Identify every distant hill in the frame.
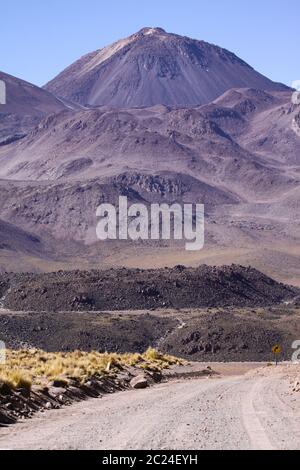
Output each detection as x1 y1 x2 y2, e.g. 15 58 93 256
0 70 66 142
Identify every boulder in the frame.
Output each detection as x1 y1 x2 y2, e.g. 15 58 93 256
130 375 148 389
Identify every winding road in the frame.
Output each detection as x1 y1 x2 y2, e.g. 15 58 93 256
0 367 299 450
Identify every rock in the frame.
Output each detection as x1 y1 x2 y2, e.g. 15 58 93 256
116 372 131 383
145 370 162 383
51 378 68 388
48 386 66 398
130 375 148 389
292 378 300 392
16 387 31 398
0 381 12 396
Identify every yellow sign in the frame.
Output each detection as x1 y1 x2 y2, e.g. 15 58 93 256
272 345 282 355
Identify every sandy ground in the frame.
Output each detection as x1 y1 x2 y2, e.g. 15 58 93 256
0 363 299 450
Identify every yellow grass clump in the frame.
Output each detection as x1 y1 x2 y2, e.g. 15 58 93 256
0 348 185 391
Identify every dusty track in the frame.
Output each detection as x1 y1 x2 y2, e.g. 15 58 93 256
0 366 299 450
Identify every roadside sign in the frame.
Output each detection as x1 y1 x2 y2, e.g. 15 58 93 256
272 345 282 365
272 345 282 355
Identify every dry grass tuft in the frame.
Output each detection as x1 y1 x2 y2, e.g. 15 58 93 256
0 348 185 391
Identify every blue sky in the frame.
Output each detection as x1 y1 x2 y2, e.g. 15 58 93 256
1 0 298 87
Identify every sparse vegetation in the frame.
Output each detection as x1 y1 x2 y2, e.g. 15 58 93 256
0 348 185 391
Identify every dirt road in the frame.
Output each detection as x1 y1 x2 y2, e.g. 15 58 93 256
0 366 299 450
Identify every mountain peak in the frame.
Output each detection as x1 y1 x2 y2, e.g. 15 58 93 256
137 27 166 36
45 29 288 108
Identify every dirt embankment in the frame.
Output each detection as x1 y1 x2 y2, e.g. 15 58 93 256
0 265 297 312
0 350 203 426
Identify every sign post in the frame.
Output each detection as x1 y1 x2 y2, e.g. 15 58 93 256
272 345 282 366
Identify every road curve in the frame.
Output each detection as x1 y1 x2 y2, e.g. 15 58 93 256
0 372 299 450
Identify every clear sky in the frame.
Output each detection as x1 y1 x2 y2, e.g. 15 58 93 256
1 0 298 87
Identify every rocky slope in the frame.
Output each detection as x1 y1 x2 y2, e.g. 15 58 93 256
0 89 297 199
0 265 297 312
1 306 300 362
0 92 298 281
0 71 67 142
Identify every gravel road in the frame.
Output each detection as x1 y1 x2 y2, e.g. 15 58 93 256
0 367 299 450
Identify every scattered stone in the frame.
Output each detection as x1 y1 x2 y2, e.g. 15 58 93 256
130 375 148 389
48 387 66 398
0 265 297 313
51 378 68 388
0 382 12 396
292 378 300 392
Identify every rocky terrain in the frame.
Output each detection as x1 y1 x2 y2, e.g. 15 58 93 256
160 307 300 362
1 306 299 362
0 265 299 363
0 310 176 353
0 265 297 312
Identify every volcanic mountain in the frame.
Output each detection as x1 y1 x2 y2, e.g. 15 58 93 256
0 70 66 142
0 29 299 285
44 27 288 108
